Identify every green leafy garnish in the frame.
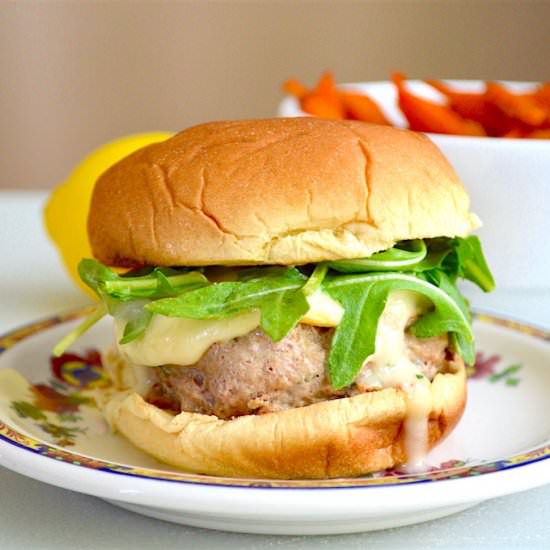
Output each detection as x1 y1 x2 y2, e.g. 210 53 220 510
328 239 427 272
117 302 154 345
56 236 494 390
301 263 329 296
53 262 209 356
324 272 473 388
148 267 309 341
52 304 107 357
447 236 495 291
79 259 209 301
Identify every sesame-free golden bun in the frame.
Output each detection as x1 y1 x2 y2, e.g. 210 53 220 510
99 355 466 479
88 118 479 267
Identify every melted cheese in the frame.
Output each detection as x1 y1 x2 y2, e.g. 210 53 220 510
114 310 261 367
402 378 433 472
102 346 154 395
355 290 433 471
356 291 429 388
301 289 344 327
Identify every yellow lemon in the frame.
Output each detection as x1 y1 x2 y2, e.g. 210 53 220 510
44 132 173 296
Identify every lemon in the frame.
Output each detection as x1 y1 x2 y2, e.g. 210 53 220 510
44 132 173 297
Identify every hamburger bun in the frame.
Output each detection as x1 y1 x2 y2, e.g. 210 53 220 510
99 356 466 479
88 118 478 267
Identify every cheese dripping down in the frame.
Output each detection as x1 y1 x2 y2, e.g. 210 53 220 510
356 290 433 472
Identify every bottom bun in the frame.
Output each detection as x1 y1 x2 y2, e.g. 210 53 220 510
99 360 466 479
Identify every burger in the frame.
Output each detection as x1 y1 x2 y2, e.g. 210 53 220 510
55 117 494 479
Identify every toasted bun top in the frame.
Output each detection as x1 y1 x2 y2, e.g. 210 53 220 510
88 118 479 267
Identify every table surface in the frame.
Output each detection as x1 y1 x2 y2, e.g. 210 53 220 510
1 190 549 550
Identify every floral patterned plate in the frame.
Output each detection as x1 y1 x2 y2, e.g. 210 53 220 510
0 308 549 534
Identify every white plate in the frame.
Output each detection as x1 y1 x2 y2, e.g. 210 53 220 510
0 309 549 534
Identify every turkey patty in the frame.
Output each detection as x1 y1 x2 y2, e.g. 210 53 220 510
146 324 450 420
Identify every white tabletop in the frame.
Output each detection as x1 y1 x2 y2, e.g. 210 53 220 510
1 191 549 549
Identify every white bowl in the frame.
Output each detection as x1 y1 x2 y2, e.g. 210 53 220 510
278 80 550 290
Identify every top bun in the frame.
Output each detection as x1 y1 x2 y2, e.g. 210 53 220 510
88 118 479 267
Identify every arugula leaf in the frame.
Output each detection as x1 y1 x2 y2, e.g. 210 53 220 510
326 237 494 294
324 280 388 390
101 268 208 300
52 304 107 357
78 259 209 301
147 267 309 341
256 286 309 341
114 300 155 345
328 239 427 273
450 332 475 368
324 273 473 389
410 271 475 364
414 269 476 364
301 263 328 296
78 259 119 295
77 259 210 343
418 269 471 321
447 236 495 291
411 243 453 273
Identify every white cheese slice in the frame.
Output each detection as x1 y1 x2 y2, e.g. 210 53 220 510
114 310 261 367
301 289 344 326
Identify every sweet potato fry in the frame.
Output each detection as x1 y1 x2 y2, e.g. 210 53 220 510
425 79 486 121
526 128 550 139
282 72 345 118
301 94 344 119
530 83 550 128
282 78 309 100
533 82 550 109
426 79 520 136
314 71 337 95
485 81 548 128
310 71 345 117
283 71 549 138
392 73 486 136
340 91 389 125
501 128 526 138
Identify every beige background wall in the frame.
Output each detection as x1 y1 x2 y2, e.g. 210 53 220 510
2 0 549 190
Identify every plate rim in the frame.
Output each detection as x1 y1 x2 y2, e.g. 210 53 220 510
0 306 550 492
